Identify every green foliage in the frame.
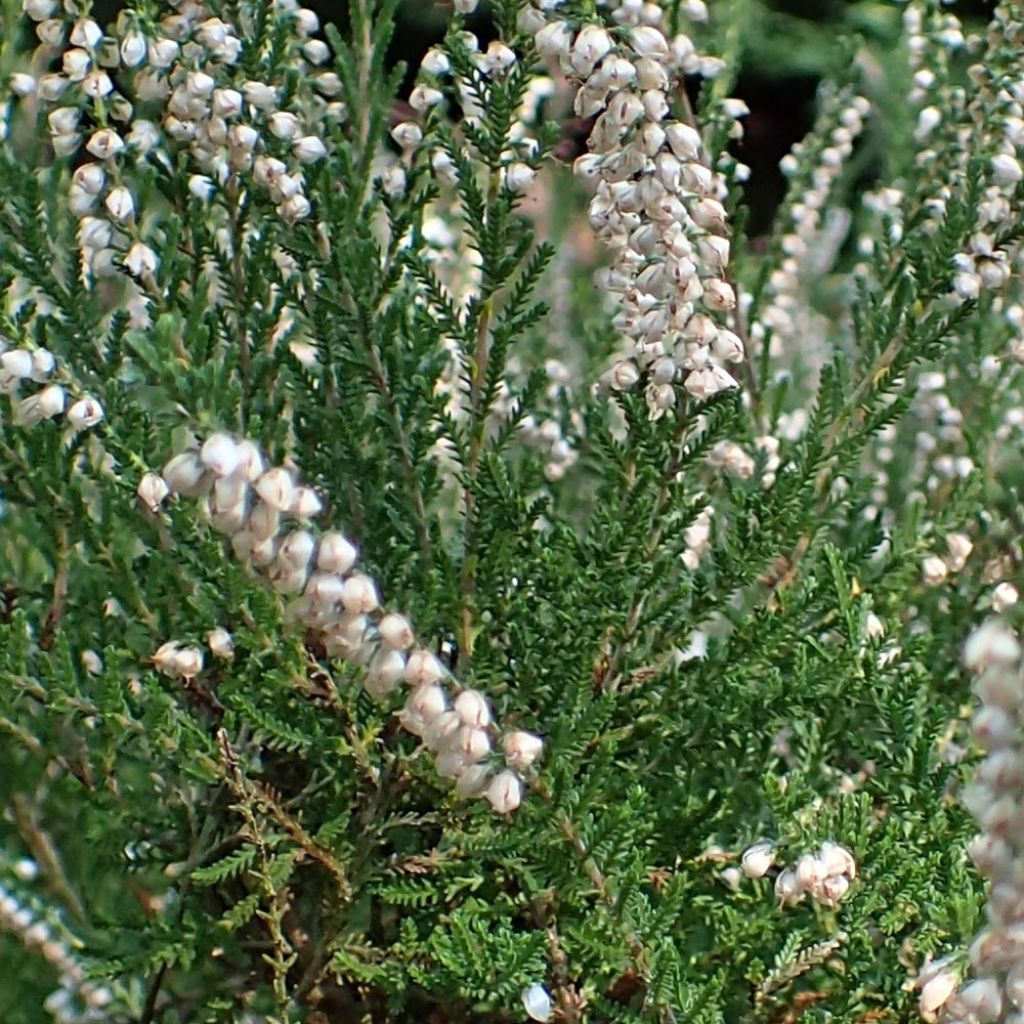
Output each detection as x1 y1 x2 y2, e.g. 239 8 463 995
0 0 1020 1022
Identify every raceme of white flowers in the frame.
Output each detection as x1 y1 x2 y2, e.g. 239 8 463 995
149 434 544 814
928 621 1024 1024
0 343 103 432
530 1 747 416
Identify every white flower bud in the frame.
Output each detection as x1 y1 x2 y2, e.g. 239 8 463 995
37 73 68 101
124 242 158 277
290 486 323 518
405 648 444 686
268 111 301 140
207 628 234 659
317 532 357 574
535 21 572 58
965 621 1021 672
993 582 1019 613
504 162 536 193
993 153 1024 186
454 763 491 798
197 433 238 477
502 730 543 769
280 194 311 223
340 573 379 614
278 529 316 571
522 984 552 1023
774 867 803 905
49 107 80 136
945 531 973 572
255 467 295 511
391 121 422 150
103 186 134 223
242 80 278 109
953 978 1001 1022
611 360 640 390
571 25 612 75
922 554 948 586
174 646 204 679
365 649 407 700
379 612 414 651
9 72 36 97
485 770 522 813
740 841 775 879
70 18 102 49
162 451 209 496
147 37 179 68
407 683 447 724
120 32 147 66
454 689 491 728
86 128 123 160
22 0 55 19
66 396 104 429
409 85 443 111
137 472 170 511
82 69 113 98
36 18 64 46
1 349 33 381
629 25 669 59
248 501 280 542
421 47 451 75
294 135 327 163
919 964 958 1015
817 841 856 879
453 725 490 761
424 709 461 751
971 706 1018 751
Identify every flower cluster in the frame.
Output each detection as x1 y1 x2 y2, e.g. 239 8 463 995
150 434 544 813
752 87 868 366
0 344 103 431
771 841 857 909
12 0 338 287
940 621 1024 1023
528 4 747 416
0 877 110 1023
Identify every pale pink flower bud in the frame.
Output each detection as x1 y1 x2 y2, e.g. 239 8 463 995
740 841 774 879
207 628 234 660
317 532 357 574
485 770 522 813
255 467 295 511
405 648 444 686
341 573 379 614
378 612 414 651
137 472 170 511
66 396 104 429
454 689 491 728
502 730 543 769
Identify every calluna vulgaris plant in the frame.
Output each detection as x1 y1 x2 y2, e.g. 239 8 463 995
4 0 1024 1019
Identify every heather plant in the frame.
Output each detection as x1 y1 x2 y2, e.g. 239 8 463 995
2 0 1024 1022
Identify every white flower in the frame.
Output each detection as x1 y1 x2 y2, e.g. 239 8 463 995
409 85 443 112
268 111 301 140
9 72 36 97
294 135 327 163
992 152 1024 186
86 128 123 160
521 984 553 1023
992 582 1020 613
105 186 135 223
66 396 104 430
255 467 295 511
378 612 414 650
504 162 536 193
740 841 775 879
207 628 234 660
405 648 444 686
162 451 210 496
120 32 147 66
502 730 543 769
919 962 958 1016
317 532 357 574
922 554 948 586
340 574 379 614
200 433 240 478
421 47 451 75
485 770 523 813
454 689 491 728
137 472 170 511
534 21 572 59
125 242 158 276
391 121 422 150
